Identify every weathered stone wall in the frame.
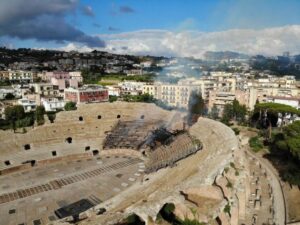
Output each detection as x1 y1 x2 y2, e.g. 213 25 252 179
0 102 176 173
70 117 240 225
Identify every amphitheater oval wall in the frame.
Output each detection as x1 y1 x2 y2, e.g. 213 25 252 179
0 102 177 174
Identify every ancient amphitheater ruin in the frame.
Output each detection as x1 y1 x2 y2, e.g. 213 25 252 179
0 102 285 225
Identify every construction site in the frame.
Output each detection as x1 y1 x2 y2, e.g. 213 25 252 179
0 102 287 225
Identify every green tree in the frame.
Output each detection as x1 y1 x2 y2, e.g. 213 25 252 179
109 95 118 103
4 105 25 132
35 105 45 125
64 101 77 111
210 105 219 120
270 121 300 185
47 112 56 123
222 103 233 123
140 93 154 102
222 99 247 123
5 105 25 121
5 93 15 100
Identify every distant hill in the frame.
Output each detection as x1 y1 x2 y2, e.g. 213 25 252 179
203 51 250 61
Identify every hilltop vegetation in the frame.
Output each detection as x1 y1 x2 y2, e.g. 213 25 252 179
269 121 300 185
250 55 300 78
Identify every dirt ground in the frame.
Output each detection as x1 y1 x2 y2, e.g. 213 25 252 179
283 183 300 222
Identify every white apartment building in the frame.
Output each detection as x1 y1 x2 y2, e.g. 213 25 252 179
69 71 83 82
118 81 145 95
249 86 300 110
0 87 22 100
9 70 34 83
17 98 36 112
106 86 121 97
41 97 65 112
143 82 201 108
266 96 300 109
161 84 200 108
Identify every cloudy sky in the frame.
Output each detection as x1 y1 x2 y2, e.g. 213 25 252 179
1 0 300 58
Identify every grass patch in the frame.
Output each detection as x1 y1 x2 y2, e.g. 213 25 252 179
249 136 264 152
226 180 233 189
98 81 118 86
224 167 229 173
223 203 231 216
232 127 240 135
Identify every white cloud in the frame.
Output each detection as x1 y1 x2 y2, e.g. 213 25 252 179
59 43 93 52
59 25 300 58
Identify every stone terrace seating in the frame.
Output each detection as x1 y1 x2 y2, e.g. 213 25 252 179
103 120 163 150
145 133 201 173
0 102 176 174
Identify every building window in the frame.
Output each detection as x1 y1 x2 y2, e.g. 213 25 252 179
140 115 145 119
4 160 11 166
52 151 57 156
97 115 102 119
85 146 90 151
79 116 83 121
117 115 121 119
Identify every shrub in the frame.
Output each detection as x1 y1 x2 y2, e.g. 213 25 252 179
64 101 77 111
223 203 231 216
226 180 233 188
47 112 56 123
232 127 240 135
15 116 34 127
249 136 264 152
109 95 118 103
180 218 206 225
230 162 236 169
5 93 15 100
5 105 25 121
35 106 45 126
224 167 229 173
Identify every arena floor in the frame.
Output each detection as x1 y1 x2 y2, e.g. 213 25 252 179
0 155 144 225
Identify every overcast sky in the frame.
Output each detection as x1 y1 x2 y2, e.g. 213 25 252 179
1 0 300 58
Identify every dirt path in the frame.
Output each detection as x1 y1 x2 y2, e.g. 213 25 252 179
238 126 286 225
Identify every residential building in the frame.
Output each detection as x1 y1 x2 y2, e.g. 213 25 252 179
29 83 60 96
143 82 201 108
266 96 300 109
69 71 83 82
118 81 145 96
8 70 34 83
124 69 144 76
248 86 300 110
208 90 249 115
41 97 65 112
44 71 81 90
106 86 121 97
0 87 17 100
51 77 78 90
64 85 109 104
0 71 9 80
17 98 36 112
143 84 160 98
